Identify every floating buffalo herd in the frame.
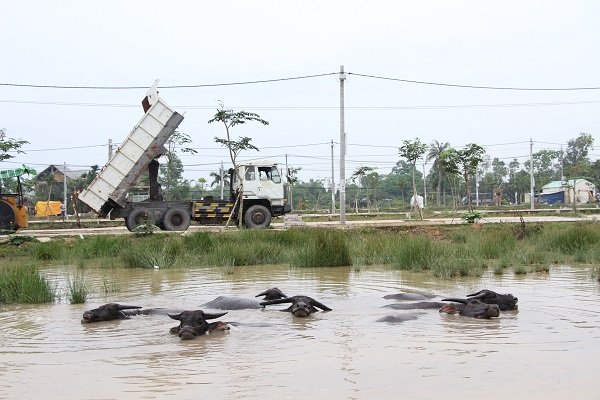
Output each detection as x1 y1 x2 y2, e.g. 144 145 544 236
81 288 518 340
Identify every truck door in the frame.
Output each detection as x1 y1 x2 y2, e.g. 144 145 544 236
256 166 284 200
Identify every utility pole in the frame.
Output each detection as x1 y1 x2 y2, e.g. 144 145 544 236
220 161 224 200
475 171 480 206
331 139 335 215
63 161 68 221
339 65 347 225
422 161 427 208
530 138 535 210
108 139 113 160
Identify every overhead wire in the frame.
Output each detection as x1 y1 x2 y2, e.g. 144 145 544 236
0 73 338 90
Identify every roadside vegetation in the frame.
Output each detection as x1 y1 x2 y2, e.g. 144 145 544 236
2 222 600 303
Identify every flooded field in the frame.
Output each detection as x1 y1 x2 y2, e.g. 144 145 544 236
1 264 599 399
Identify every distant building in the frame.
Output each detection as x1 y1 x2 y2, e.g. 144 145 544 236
540 179 597 204
35 165 88 200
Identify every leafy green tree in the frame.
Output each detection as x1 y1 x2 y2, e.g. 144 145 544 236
399 138 427 219
564 132 593 172
427 140 450 206
292 179 326 210
350 166 379 212
208 104 268 226
0 128 28 163
380 160 420 206
440 143 486 212
286 166 302 209
208 104 267 174
159 153 191 200
161 131 197 200
564 133 594 211
482 157 507 190
524 149 563 190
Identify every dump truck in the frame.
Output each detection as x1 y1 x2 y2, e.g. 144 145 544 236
78 81 291 231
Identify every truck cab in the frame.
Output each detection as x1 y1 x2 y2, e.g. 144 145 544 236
229 161 291 228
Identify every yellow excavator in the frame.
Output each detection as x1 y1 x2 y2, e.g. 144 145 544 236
0 165 36 232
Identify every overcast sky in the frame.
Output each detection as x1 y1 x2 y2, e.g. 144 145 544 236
2 1 600 185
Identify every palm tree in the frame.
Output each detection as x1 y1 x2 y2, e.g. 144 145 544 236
427 140 450 206
209 170 230 200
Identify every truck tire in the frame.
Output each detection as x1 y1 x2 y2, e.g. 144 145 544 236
244 205 272 229
162 208 190 231
0 200 17 232
126 209 156 231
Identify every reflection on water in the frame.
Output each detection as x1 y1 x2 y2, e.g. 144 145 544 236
1 264 599 399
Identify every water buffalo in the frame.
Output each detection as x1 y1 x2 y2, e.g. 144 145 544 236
168 310 229 340
260 295 331 317
376 313 425 323
82 303 143 323
467 289 518 310
200 296 262 310
255 287 287 301
81 303 178 323
382 301 445 310
440 298 500 319
383 292 437 301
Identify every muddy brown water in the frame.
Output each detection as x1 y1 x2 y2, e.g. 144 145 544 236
1 264 599 400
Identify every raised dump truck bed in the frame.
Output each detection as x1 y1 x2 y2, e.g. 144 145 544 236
78 82 184 217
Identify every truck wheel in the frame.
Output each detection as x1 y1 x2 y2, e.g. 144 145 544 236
244 205 272 229
0 200 17 232
162 208 190 231
126 209 155 231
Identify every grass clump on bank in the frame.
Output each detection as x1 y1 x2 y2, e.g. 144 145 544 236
0 262 55 303
292 229 351 268
66 272 89 304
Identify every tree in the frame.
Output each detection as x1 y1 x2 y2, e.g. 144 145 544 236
440 143 486 212
480 158 508 205
208 169 230 199
399 138 427 219
351 166 377 212
208 105 267 174
208 104 268 227
159 153 191 200
427 140 450 206
524 149 563 190
0 128 28 163
564 132 594 211
286 166 302 209
162 131 197 200
564 132 593 171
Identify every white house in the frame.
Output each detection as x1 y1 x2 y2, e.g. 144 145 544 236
540 179 597 204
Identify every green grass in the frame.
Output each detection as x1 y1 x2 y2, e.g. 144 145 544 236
2 221 599 286
0 262 55 303
292 229 352 268
66 272 89 304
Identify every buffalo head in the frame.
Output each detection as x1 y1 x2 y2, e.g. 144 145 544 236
440 298 500 319
82 303 142 323
260 295 331 317
467 289 518 310
255 287 288 301
168 310 228 340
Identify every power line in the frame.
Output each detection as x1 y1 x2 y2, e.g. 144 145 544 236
0 73 338 90
3 70 600 91
5 98 600 110
348 72 600 91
